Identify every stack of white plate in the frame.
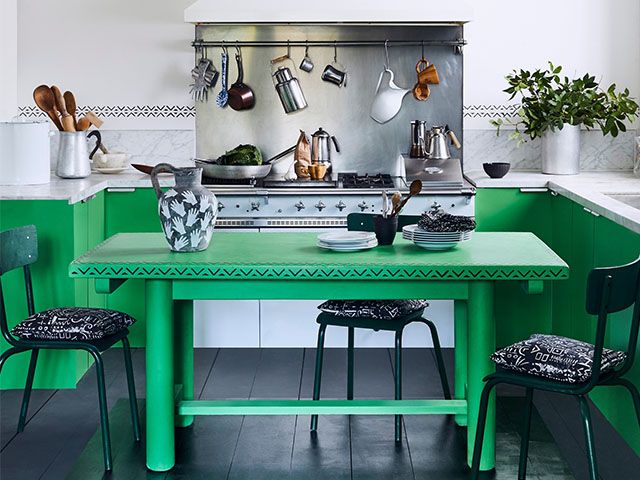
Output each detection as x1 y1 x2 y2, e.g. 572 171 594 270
317 231 378 252
402 224 473 251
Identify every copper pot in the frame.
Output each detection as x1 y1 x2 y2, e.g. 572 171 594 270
228 48 255 111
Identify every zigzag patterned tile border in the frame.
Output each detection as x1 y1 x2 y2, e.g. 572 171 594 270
70 264 568 280
19 104 518 119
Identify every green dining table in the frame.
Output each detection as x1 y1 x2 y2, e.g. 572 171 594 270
70 231 568 472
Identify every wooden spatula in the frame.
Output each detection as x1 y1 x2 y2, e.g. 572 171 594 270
51 85 75 132
32 85 63 131
63 91 78 129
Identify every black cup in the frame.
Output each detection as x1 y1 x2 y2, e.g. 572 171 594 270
374 215 398 246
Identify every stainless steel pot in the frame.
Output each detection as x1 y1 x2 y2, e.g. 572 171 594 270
272 67 307 114
195 159 272 179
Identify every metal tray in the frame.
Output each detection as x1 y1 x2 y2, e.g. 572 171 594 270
195 159 272 180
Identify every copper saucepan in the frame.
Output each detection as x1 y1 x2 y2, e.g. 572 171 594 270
228 47 255 111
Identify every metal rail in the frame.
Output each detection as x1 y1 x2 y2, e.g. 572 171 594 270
192 39 466 50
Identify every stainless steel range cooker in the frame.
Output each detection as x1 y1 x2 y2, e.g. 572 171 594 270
207 172 475 229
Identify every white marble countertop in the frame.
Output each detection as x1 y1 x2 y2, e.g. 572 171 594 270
3 168 639 235
466 170 640 234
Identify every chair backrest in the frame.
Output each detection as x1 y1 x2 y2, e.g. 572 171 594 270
585 256 640 384
0 225 38 275
0 225 38 345
347 213 420 233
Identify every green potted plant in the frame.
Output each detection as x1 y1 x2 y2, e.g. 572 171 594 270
492 62 638 175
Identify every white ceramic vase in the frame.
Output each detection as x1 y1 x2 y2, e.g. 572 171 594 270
541 123 581 175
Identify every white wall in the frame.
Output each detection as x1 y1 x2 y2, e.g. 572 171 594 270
11 0 639 130
0 0 17 120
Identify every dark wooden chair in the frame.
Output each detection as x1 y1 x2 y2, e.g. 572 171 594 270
471 256 640 480
310 213 451 442
0 225 141 471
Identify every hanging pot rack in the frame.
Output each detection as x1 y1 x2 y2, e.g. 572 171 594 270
192 38 466 54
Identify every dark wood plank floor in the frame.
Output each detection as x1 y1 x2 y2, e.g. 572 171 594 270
1 347 636 479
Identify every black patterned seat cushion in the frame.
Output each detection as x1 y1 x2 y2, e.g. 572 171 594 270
11 307 135 341
318 300 429 320
491 334 627 384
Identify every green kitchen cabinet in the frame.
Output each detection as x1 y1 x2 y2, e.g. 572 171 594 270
103 189 161 346
590 214 640 454
0 194 105 389
475 189 553 347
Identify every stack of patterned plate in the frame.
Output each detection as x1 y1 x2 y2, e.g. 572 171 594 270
402 224 473 251
317 231 378 252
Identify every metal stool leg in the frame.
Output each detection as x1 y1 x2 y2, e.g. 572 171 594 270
311 324 327 432
421 318 451 399
17 349 39 433
518 388 534 479
347 327 354 401
122 337 141 442
577 395 598 480
0 346 25 373
612 378 640 428
89 350 113 471
394 329 403 443
470 379 499 480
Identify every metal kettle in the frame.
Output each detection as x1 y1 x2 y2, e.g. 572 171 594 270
425 125 461 160
311 127 340 163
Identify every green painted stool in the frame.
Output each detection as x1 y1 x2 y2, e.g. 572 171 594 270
471 256 640 480
310 213 452 443
0 225 141 472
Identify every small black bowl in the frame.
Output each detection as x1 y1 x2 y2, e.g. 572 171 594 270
483 162 511 179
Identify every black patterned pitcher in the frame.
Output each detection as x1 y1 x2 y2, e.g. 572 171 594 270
150 163 217 252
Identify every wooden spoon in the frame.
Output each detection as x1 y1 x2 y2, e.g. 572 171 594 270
390 192 401 217
393 180 423 216
76 116 91 131
51 85 75 132
63 91 77 128
32 85 63 131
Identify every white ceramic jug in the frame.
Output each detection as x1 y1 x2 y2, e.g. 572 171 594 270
370 69 411 124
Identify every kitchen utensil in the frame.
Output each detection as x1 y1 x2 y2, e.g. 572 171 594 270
51 85 75 132
84 111 103 128
76 117 91 131
271 47 307 114
370 69 410 124
63 91 78 128
416 58 440 85
227 46 255 111
425 125 461 160
299 43 314 73
391 192 401 215
150 163 218 252
483 162 511 178
131 163 154 174
194 158 272 180
308 163 328 180
32 85 64 131
382 191 389 218
264 145 296 164
392 179 422 216
311 127 340 163
190 47 218 102
321 43 347 87
55 130 101 178
410 120 428 158
216 47 229 108
412 82 430 102
0 119 51 186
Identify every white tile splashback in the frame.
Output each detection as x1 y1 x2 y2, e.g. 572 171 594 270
49 128 637 172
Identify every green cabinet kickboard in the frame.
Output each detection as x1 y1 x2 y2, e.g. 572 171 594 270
0 194 105 389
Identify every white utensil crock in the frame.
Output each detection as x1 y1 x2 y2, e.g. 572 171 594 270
541 124 581 175
0 120 51 185
370 69 410 124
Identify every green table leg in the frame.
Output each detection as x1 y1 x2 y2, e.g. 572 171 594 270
467 281 496 470
174 300 194 428
454 299 468 427
145 280 175 472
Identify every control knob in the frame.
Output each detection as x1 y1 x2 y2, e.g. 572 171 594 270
217 202 225 211
294 201 306 211
314 201 326 212
335 200 346 211
357 201 368 212
250 202 260 211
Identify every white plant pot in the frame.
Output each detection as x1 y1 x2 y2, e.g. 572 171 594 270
541 123 581 175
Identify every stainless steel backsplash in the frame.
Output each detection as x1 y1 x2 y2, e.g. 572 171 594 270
195 24 464 174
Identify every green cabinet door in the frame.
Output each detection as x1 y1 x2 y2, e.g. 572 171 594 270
0 195 105 389
104 189 161 346
475 189 554 347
